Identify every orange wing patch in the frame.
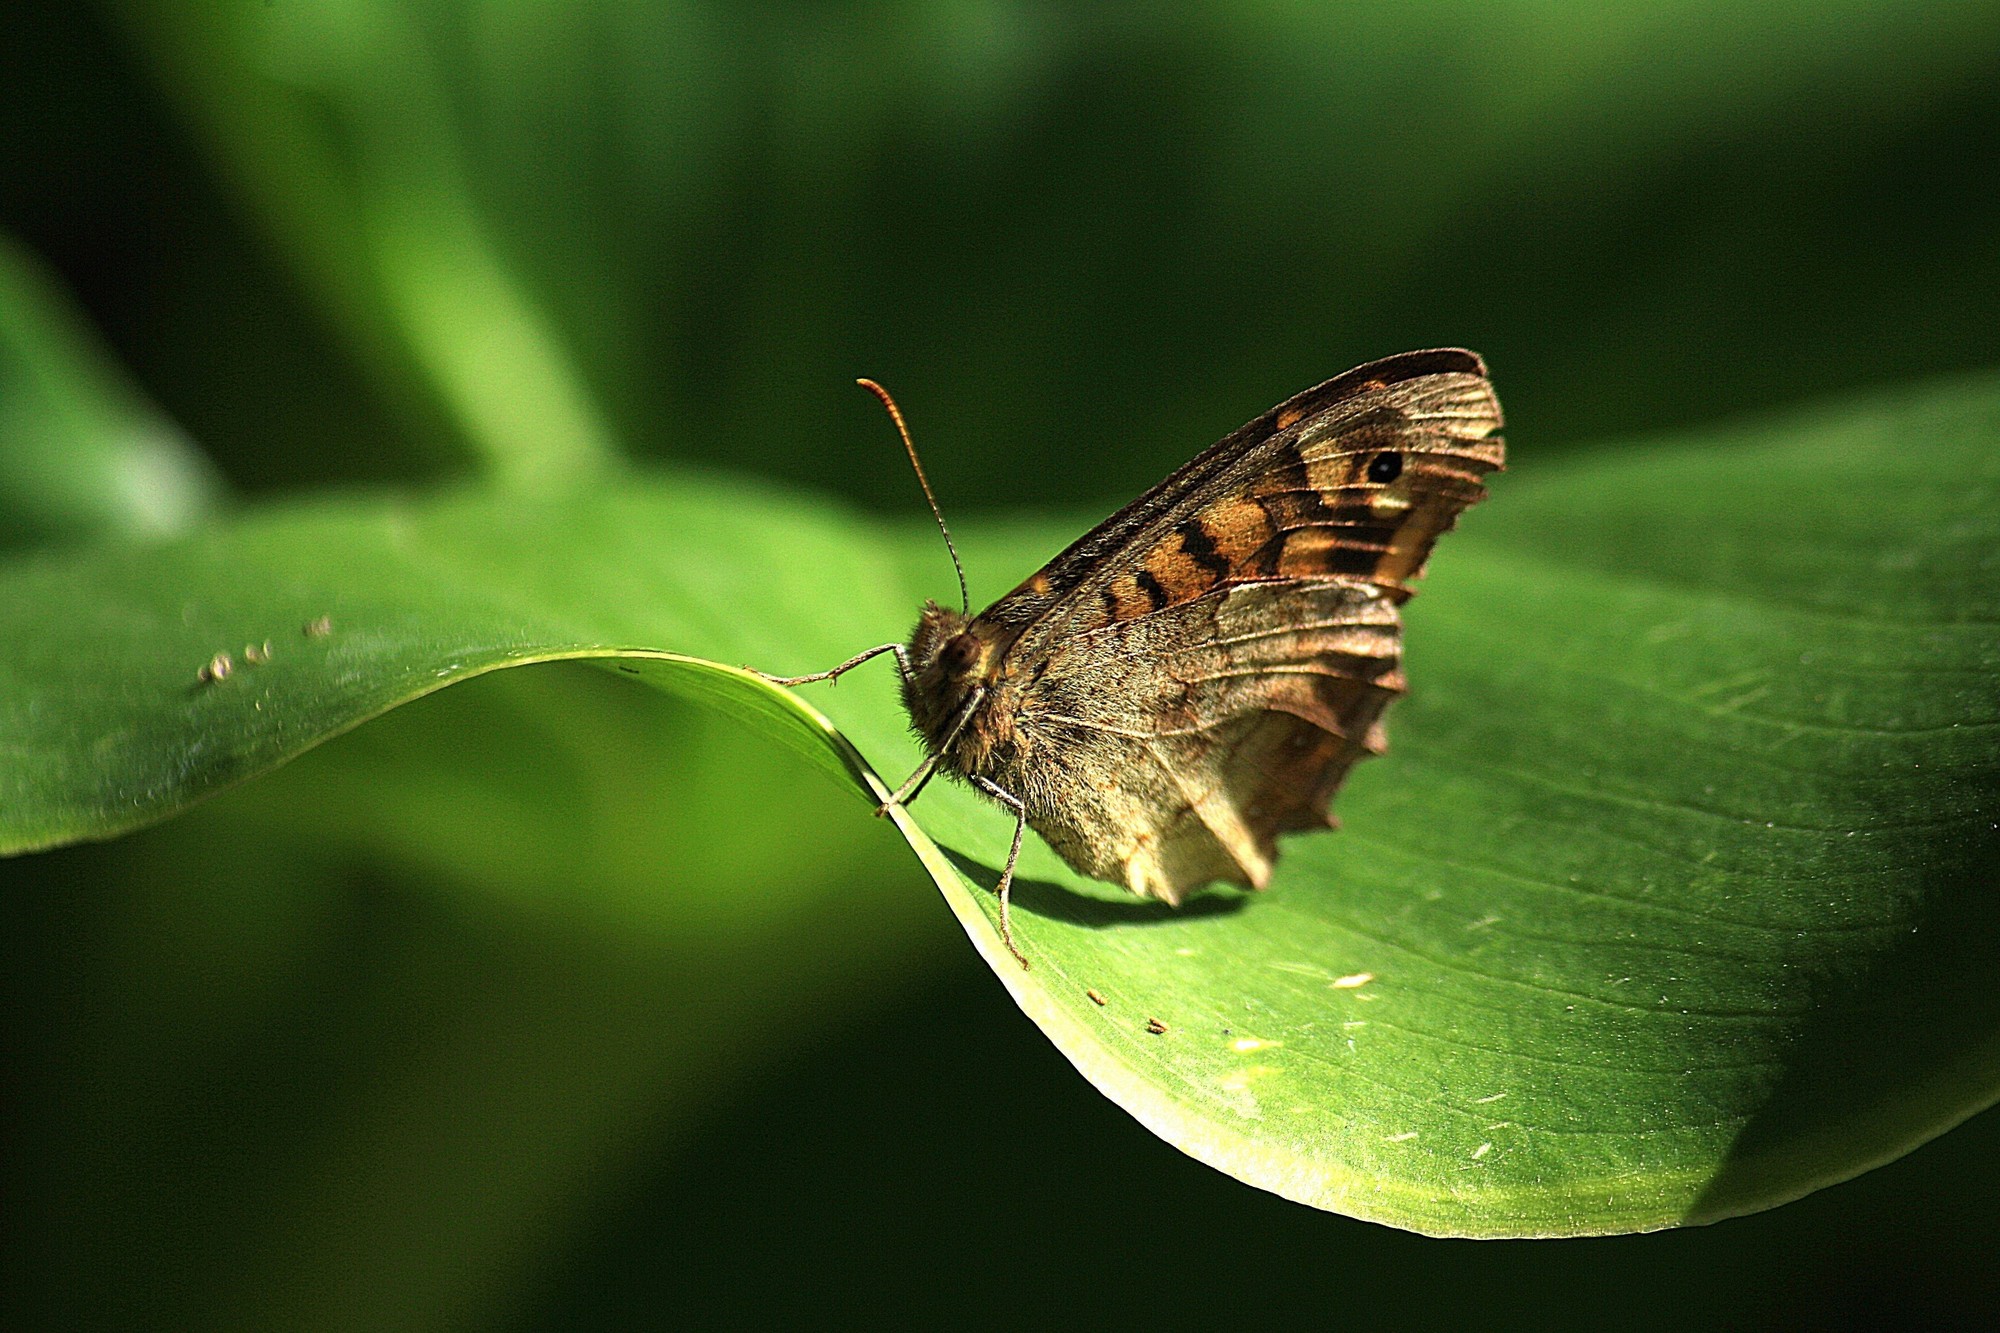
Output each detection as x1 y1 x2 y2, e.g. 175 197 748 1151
1134 500 1271 610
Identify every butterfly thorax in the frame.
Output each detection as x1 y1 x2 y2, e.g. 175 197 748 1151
901 601 1018 773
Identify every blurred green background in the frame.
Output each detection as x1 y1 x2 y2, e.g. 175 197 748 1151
4 1 1999 1327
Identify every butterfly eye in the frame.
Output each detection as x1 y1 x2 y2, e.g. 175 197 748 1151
942 632 983 675
1367 451 1404 484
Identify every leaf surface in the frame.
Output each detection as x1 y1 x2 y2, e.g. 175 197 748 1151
4 375 1997 1236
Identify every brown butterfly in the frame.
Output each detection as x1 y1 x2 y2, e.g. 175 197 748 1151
768 350 1504 967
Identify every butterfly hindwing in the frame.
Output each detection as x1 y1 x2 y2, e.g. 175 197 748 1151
998 580 1403 901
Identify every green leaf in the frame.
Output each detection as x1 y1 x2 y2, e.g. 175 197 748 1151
873 373 2000 1237
0 234 223 548
0 473 911 853
4 373 1998 1237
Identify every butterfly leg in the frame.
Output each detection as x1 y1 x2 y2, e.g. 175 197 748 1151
877 683 986 813
754 642 912 688
971 775 1031 969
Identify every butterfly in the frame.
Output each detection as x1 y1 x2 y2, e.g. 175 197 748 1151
768 350 1504 967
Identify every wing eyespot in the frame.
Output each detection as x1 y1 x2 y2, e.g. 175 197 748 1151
1366 451 1404 484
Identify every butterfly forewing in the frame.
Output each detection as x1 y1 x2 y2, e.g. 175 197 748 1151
986 350 1501 646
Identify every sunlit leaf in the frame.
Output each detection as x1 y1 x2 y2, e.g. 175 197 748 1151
5 372 1996 1236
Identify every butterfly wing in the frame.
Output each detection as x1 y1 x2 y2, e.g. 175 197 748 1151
996 579 1403 902
980 348 1503 639
968 349 1503 902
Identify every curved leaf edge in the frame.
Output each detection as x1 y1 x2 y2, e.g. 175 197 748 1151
0 651 879 858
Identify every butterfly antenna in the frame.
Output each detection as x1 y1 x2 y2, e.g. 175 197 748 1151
858 378 969 616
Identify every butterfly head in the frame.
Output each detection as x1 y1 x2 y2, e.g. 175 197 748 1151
902 600 1002 754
